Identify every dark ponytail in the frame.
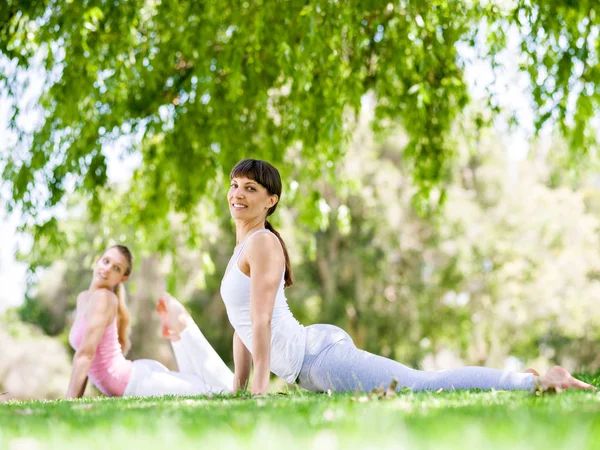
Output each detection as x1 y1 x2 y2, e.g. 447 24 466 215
265 219 293 288
231 159 294 287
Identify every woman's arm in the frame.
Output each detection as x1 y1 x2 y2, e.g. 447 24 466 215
66 290 115 398
247 233 285 395
232 331 252 393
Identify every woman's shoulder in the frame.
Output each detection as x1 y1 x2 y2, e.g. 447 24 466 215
246 230 282 253
245 231 284 269
85 289 119 315
77 288 117 301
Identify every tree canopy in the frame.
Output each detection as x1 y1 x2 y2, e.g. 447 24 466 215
1 0 599 235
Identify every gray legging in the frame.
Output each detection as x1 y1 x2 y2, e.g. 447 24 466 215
297 324 534 392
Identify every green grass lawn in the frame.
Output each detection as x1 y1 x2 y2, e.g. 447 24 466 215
2 377 600 450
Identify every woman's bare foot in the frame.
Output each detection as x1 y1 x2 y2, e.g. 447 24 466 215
156 292 192 342
534 366 596 393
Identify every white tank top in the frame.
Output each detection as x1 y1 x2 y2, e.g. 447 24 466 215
220 229 307 383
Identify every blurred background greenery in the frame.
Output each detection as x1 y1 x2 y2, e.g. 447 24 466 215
1 0 600 399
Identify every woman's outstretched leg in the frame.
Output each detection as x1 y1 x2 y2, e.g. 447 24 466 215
298 325 594 393
157 293 234 393
302 341 531 392
123 359 214 397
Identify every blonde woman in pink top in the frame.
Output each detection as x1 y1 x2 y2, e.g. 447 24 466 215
66 245 234 398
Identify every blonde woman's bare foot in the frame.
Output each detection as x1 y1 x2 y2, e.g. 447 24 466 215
535 366 596 393
524 368 540 376
156 292 192 342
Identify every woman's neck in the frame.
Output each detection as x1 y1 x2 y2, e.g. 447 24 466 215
235 217 267 245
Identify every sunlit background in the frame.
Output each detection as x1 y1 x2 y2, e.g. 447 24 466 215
2 1 599 402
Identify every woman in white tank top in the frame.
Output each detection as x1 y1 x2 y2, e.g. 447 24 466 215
221 159 595 395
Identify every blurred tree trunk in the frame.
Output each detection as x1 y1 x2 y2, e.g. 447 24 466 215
127 254 176 369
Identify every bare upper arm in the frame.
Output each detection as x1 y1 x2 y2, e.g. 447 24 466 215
246 232 285 285
246 233 285 322
78 289 117 357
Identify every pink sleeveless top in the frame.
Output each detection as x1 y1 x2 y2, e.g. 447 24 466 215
69 316 133 397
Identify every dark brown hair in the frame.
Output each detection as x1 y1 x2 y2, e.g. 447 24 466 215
230 159 293 287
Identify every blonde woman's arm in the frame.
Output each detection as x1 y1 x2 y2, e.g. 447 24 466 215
66 290 115 398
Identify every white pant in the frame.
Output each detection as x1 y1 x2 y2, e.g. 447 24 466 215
123 323 234 397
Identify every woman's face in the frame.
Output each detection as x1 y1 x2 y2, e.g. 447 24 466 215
93 247 130 290
228 176 278 222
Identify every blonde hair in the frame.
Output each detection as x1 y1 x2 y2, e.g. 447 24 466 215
110 245 133 355
115 283 131 355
